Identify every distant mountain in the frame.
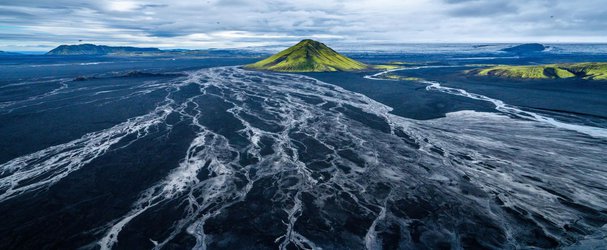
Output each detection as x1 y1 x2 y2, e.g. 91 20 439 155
46 44 162 55
501 43 548 54
0 50 20 55
244 39 367 72
473 62 607 80
45 44 267 57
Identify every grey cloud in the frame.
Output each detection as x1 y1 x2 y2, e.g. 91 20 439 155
0 0 605 51
446 0 518 17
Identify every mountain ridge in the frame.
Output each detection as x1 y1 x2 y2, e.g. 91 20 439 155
0 50 20 55
46 44 162 55
44 44 269 57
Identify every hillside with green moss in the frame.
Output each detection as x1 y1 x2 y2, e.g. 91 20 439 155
474 63 607 80
244 39 367 72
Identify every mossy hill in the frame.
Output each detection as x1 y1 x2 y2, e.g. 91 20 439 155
473 63 607 80
244 39 367 72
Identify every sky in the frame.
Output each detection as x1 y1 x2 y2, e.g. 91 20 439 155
0 0 606 51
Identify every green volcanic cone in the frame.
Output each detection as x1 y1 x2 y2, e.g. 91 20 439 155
245 39 368 72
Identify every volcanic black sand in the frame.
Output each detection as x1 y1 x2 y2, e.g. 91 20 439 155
0 51 606 249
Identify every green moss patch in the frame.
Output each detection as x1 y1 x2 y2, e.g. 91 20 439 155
244 39 367 72
474 63 607 80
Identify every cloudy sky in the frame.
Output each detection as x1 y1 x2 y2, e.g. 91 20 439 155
0 0 605 51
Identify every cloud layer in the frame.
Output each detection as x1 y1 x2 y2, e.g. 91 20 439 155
0 0 605 51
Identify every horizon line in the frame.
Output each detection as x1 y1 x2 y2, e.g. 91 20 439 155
5 41 607 53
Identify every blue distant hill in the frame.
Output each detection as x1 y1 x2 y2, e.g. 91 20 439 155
46 44 162 55
501 43 548 54
45 44 267 57
0 50 21 55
